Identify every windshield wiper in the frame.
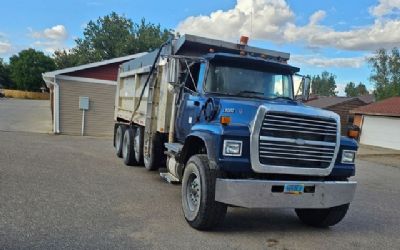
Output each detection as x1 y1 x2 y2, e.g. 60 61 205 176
236 90 264 96
206 91 238 97
269 96 294 101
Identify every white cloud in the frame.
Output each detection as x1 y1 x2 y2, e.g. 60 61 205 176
370 0 400 17
177 0 294 42
291 55 366 68
176 0 400 52
29 25 68 53
335 83 347 96
0 41 12 54
30 25 68 41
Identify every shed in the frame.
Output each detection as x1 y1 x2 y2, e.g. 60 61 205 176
306 95 373 135
351 96 400 150
42 53 146 136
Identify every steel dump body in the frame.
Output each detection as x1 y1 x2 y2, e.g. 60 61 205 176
114 34 291 128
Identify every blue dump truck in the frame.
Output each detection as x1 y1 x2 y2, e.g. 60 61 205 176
113 34 357 230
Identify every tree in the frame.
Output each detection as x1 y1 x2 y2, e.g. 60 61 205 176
369 48 400 100
9 49 55 91
53 49 80 69
345 82 369 97
311 71 337 96
54 12 173 68
0 58 13 88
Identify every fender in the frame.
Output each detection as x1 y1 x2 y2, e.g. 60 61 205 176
179 130 221 169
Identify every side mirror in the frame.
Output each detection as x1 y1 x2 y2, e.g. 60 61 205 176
302 77 311 101
167 58 179 84
294 75 311 102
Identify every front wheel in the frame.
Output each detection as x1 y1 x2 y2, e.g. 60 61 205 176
181 154 227 230
295 203 350 227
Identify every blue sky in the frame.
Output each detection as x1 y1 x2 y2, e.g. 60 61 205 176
1 0 400 95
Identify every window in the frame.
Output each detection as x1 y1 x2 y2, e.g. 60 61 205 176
204 63 293 99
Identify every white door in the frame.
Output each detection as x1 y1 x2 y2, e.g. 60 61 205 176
360 115 400 150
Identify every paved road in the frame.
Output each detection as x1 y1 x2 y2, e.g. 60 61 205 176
0 98 51 133
1 131 399 249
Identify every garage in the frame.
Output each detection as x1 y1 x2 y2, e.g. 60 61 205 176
42 53 145 136
351 96 400 150
360 116 400 150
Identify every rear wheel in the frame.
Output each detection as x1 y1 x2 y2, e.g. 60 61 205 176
133 126 144 165
295 203 350 227
115 125 126 158
144 134 165 171
181 154 227 230
122 128 138 166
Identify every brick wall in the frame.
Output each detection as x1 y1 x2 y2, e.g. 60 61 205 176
327 99 367 135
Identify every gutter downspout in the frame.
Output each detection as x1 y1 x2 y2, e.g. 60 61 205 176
43 74 60 134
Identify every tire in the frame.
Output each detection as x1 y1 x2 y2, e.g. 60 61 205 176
122 128 138 166
115 125 126 158
144 134 166 171
181 154 227 230
295 203 350 227
133 126 144 165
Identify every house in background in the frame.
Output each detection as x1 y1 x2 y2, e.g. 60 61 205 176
42 53 146 136
351 96 400 150
306 95 374 135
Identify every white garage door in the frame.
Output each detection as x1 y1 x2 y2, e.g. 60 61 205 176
360 115 400 150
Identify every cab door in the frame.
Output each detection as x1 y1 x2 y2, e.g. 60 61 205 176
175 63 206 142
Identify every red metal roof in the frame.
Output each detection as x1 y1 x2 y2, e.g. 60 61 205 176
64 62 121 81
351 96 400 117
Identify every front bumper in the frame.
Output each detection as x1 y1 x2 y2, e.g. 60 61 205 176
215 179 356 209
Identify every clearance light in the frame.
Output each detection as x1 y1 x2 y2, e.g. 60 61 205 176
209 48 215 53
220 116 231 125
240 36 249 45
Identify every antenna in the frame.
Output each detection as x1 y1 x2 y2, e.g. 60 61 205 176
250 0 253 38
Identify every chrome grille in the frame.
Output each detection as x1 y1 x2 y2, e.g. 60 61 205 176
259 111 338 169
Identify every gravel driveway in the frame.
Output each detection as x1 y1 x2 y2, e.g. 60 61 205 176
0 98 51 133
0 131 399 249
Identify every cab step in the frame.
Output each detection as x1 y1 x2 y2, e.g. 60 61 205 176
160 171 180 184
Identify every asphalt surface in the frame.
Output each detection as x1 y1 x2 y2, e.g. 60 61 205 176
0 98 51 133
1 131 400 250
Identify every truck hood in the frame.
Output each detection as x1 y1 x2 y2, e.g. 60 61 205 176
215 97 340 127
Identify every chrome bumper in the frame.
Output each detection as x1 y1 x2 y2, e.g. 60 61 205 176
215 179 356 209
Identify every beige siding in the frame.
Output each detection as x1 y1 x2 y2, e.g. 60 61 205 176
59 79 116 136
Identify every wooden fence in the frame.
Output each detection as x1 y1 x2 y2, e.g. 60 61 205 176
2 89 50 100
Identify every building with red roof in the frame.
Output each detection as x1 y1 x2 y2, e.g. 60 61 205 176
351 96 400 150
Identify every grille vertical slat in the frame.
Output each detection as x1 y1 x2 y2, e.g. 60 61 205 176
259 111 338 169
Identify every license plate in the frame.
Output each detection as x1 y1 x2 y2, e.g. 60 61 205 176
284 184 304 194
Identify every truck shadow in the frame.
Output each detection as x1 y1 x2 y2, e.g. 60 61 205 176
216 208 310 233
214 207 377 234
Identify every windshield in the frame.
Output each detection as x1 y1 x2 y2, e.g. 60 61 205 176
204 63 294 100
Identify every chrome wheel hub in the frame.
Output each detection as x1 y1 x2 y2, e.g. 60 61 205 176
186 174 201 212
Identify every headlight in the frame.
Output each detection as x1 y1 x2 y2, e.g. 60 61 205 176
223 140 243 156
341 150 356 164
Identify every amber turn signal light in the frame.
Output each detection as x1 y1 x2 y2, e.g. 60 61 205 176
348 129 359 139
220 116 231 125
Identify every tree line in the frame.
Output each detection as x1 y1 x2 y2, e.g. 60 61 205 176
0 11 399 101
0 12 171 92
